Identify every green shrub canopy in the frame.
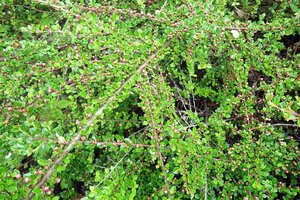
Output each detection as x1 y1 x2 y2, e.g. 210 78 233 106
0 1 299 199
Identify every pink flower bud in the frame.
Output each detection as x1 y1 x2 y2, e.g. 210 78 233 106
56 178 61 184
42 186 49 192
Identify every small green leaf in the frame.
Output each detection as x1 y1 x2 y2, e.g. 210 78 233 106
6 185 17 193
56 99 72 109
265 93 273 101
37 159 47 166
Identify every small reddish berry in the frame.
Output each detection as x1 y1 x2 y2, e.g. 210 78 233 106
80 136 87 142
16 174 22 179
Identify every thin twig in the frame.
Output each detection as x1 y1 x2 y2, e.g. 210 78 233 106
250 123 299 130
96 148 132 187
158 0 168 14
96 141 150 148
95 128 148 187
204 176 208 200
181 151 190 194
34 0 70 13
144 70 171 199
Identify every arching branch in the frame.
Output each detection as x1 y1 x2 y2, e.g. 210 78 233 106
25 43 169 200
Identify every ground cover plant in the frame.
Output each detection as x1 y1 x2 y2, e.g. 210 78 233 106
0 0 299 199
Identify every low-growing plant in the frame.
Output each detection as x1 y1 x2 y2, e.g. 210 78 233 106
0 0 299 199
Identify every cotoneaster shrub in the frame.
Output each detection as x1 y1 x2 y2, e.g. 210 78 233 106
0 0 299 199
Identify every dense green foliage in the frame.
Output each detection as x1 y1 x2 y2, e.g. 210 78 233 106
1 0 299 199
